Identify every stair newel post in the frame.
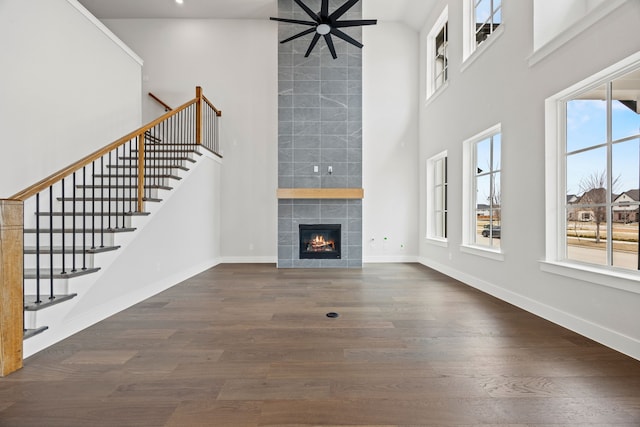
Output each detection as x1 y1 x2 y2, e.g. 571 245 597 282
196 86 203 146
137 134 145 213
0 199 24 376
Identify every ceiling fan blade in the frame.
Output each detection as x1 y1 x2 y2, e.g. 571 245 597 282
329 0 359 20
305 33 322 57
323 34 337 59
321 0 329 18
270 17 317 26
281 27 317 44
333 19 377 28
330 28 363 49
294 0 319 22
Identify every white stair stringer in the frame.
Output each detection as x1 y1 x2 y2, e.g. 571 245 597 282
23 149 223 358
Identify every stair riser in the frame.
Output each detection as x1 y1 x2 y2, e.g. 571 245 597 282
56 200 149 212
23 281 69 297
24 253 96 270
75 188 162 199
24 233 116 248
26 216 134 230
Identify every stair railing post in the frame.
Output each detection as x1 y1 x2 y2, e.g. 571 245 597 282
137 134 145 212
196 86 203 146
0 199 24 376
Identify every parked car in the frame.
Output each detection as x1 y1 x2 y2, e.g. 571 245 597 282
481 224 501 238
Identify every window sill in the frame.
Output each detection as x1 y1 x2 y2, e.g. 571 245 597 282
539 260 640 295
425 81 449 108
461 25 505 73
426 237 448 248
460 244 504 261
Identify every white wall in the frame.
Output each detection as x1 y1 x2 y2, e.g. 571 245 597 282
103 19 279 262
418 0 640 359
24 153 223 357
0 0 142 197
363 22 420 262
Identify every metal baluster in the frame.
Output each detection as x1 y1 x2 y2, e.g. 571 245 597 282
61 179 66 275
91 162 96 249
49 186 54 300
72 173 77 272
100 156 105 247
35 193 41 304
82 167 87 270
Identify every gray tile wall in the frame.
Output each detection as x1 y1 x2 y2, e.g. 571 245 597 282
277 0 363 268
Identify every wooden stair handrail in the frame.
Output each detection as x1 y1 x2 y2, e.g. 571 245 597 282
202 94 222 117
148 92 173 111
10 97 197 201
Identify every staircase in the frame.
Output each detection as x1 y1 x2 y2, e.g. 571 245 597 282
22 142 204 339
0 87 221 376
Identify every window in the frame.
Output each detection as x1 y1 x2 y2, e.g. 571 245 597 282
544 52 640 289
427 151 448 242
426 7 448 99
463 124 502 253
463 0 502 61
563 68 640 271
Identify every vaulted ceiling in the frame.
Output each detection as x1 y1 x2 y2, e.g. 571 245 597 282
77 0 437 31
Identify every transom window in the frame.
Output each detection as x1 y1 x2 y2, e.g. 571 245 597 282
563 69 640 271
474 0 502 47
426 7 449 99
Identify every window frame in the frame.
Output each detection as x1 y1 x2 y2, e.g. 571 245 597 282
462 0 504 66
426 6 449 101
543 51 640 293
462 123 504 260
426 151 448 245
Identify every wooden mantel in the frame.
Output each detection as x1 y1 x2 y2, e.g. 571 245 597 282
277 188 364 200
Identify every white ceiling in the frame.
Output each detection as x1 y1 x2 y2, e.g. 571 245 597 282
76 0 436 30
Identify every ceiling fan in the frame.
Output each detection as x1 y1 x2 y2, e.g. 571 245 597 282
270 0 377 59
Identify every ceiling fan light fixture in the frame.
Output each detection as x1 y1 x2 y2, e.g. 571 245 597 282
316 24 331 35
270 0 377 59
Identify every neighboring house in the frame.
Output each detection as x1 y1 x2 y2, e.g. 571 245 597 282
613 190 640 223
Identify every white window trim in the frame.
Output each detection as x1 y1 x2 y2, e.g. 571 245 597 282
462 0 505 68
528 0 627 67
426 6 449 101
542 51 640 291
462 123 504 259
426 150 448 246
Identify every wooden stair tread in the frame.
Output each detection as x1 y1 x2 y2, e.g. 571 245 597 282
24 246 120 254
107 164 190 171
23 326 48 340
92 174 182 180
56 197 162 203
36 211 150 217
24 294 78 311
78 184 173 190
24 227 136 233
24 267 101 279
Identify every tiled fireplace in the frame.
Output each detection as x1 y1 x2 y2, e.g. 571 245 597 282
276 0 363 268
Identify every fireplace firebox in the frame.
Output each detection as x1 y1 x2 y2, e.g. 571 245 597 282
299 224 341 259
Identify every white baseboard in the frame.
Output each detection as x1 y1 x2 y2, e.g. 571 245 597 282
418 257 640 361
221 256 277 264
364 255 419 263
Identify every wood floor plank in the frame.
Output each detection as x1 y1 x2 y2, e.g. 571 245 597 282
1 263 639 426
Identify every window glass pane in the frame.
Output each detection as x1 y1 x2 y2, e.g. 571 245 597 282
475 0 491 24
493 3 502 24
613 139 640 198
476 138 491 175
490 208 501 249
476 174 491 209
492 172 501 208
566 208 608 266
566 147 607 197
566 96 607 153
434 158 444 184
435 185 444 211
492 134 501 171
611 210 639 271
612 70 640 142
435 212 445 237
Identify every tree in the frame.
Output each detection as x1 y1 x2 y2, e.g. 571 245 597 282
578 171 620 243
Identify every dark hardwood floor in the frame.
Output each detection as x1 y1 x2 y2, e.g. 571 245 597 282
1 263 639 426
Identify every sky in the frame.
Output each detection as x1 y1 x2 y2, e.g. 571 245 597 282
566 99 640 197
